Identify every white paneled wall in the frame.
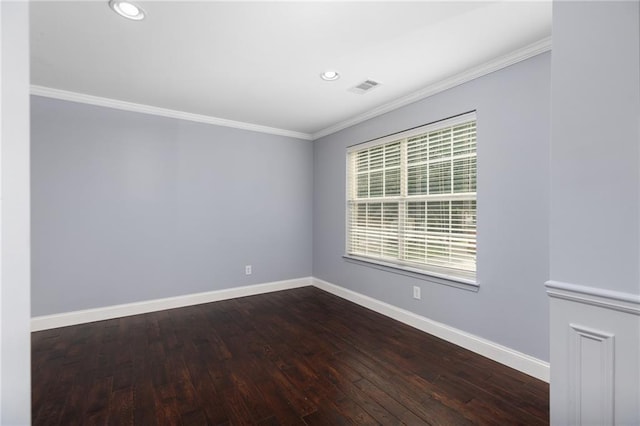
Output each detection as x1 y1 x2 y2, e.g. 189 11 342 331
547 282 640 425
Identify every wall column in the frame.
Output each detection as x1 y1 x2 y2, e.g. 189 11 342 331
549 1 640 424
0 1 31 424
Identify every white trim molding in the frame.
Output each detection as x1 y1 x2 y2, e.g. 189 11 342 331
31 277 312 331
31 37 551 143
313 277 550 382
30 86 313 141
312 36 552 140
31 276 550 383
546 280 640 315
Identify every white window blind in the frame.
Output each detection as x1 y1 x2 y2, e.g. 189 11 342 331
346 113 477 281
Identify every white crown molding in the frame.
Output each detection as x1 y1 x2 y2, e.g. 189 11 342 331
546 280 640 315
312 36 552 140
32 37 550 143
31 277 312 331
313 277 550 382
30 85 313 141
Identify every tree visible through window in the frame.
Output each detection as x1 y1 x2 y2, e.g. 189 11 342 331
346 112 477 280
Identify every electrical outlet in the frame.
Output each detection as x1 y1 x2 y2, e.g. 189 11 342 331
245 265 252 275
413 286 421 300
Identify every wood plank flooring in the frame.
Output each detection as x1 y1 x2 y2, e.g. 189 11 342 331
32 286 549 425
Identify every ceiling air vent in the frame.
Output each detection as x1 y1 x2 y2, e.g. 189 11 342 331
349 79 381 94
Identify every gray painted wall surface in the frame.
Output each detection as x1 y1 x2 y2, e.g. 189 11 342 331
1 2 31 424
550 1 640 295
313 53 551 361
31 96 313 316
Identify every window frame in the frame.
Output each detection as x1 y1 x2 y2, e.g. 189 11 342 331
344 112 478 287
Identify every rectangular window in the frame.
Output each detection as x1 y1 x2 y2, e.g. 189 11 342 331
346 112 477 283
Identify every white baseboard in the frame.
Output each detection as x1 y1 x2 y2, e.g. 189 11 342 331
30 277 312 332
313 277 550 382
30 275 549 383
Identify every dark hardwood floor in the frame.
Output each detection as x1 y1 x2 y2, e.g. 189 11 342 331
32 286 549 425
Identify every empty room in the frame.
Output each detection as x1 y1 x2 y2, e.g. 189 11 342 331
1 1 639 425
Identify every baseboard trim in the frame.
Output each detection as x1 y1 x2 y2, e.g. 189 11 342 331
312 277 550 382
31 275 550 382
31 277 312 332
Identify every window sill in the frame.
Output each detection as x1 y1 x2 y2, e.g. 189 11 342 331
342 255 479 292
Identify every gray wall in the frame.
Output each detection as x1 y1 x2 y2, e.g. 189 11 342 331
31 96 313 316
313 53 551 361
32 53 552 363
550 1 640 295
1 2 31 424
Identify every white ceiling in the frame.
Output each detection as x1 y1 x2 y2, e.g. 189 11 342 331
30 1 551 139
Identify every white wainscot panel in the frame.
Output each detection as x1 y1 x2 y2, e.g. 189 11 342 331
547 281 640 426
568 324 614 425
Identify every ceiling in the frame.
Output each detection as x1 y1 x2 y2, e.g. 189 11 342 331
30 1 552 139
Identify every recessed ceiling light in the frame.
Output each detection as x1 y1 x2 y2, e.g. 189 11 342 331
109 0 146 20
320 70 340 81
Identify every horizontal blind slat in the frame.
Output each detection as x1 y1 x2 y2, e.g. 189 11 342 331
347 114 477 276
